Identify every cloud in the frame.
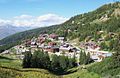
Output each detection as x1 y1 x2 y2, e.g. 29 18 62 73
0 14 68 28
0 19 11 26
14 15 33 19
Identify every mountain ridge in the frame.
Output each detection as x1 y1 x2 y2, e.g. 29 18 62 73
0 25 32 40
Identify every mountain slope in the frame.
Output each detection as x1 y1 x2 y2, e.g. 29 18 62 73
0 2 120 52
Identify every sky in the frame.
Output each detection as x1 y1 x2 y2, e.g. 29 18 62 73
0 0 119 27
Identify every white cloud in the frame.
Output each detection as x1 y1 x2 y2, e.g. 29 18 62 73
0 19 11 26
14 15 33 19
0 14 68 28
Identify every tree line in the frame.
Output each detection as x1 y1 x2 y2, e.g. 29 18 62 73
23 50 77 73
22 50 92 73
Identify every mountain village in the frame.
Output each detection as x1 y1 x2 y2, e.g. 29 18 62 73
1 33 112 63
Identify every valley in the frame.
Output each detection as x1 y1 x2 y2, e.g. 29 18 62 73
0 2 120 78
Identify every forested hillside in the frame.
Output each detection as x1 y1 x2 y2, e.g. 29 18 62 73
0 2 120 52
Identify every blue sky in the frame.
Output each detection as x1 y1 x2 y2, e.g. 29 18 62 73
0 0 119 27
0 0 118 19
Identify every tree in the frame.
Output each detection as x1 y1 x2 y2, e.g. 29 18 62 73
79 51 90 65
80 50 84 64
42 52 51 69
37 50 44 68
31 50 40 68
68 58 74 68
51 54 61 72
59 55 67 71
83 52 87 64
85 52 91 64
22 51 32 68
111 35 120 68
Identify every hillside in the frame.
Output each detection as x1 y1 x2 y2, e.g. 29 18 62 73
0 55 101 78
0 2 120 52
0 56 60 78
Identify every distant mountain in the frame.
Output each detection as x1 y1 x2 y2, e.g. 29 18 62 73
0 25 32 40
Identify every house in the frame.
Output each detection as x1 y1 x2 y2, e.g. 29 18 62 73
43 46 59 53
58 37 65 43
49 33 58 39
59 43 75 52
31 42 37 48
37 37 46 45
42 42 59 53
14 45 29 54
24 40 31 47
48 42 57 47
88 49 112 62
91 55 105 62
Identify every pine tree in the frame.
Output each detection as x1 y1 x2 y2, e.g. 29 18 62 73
111 34 120 68
68 58 74 68
22 51 32 68
31 50 39 68
37 50 44 68
59 55 67 71
51 54 60 72
43 52 51 69
73 52 76 66
85 52 91 64
83 51 87 64
80 50 83 64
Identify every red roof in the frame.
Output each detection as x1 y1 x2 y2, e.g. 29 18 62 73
49 33 58 38
48 42 56 46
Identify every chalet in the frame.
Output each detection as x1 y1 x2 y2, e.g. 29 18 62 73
48 42 57 47
43 46 59 53
25 40 31 47
88 49 112 62
14 45 29 54
49 33 58 39
42 42 59 53
38 43 45 48
91 55 105 62
37 37 46 45
31 42 37 48
58 37 65 43
59 43 76 52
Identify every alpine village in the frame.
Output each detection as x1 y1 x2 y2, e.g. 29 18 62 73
0 2 120 78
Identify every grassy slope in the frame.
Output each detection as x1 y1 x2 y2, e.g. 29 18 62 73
0 55 60 78
0 55 101 78
64 69 100 78
3 55 120 78
63 64 101 78
0 67 60 78
87 57 120 78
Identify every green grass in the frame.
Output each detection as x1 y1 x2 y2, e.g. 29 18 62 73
63 69 100 78
0 55 60 78
0 55 101 78
0 67 60 78
87 58 120 78
0 55 22 69
63 65 101 78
